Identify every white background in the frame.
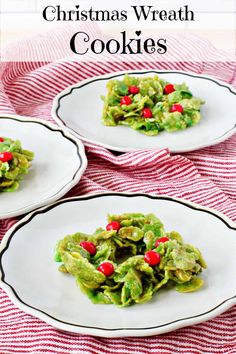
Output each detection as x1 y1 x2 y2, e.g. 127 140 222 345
1 0 235 61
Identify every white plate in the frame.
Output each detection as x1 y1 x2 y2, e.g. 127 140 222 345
0 193 236 337
0 115 87 219
52 70 236 153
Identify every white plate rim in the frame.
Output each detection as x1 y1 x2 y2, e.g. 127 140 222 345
52 69 236 153
0 114 88 219
0 192 236 337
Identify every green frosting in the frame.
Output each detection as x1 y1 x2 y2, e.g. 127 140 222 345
0 137 34 192
55 213 207 307
101 74 204 135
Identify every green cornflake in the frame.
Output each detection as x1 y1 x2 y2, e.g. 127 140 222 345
0 137 34 192
101 74 204 135
175 277 204 293
55 213 207 307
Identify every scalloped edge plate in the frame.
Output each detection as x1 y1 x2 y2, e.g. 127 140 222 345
0 115 87 218
0 193 236 337
52 70 236 152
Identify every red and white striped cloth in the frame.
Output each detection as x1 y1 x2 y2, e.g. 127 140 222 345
0 35 236 353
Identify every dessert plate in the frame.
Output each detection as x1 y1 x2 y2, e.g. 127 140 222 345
1 193 236 337
0 115 87 219
52 70 236 152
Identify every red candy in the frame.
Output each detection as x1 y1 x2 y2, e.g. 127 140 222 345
106 221 121 231
170 104 183 113
0 151 13 162
120 96 132 106
97 262 114 277
128 86 140 95
155 237 169 247
142 107 153 118
144 250 161 266
80 241 96 256
164 84 175 95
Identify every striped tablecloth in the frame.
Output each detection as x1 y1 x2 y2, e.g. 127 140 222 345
0 37 236 353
